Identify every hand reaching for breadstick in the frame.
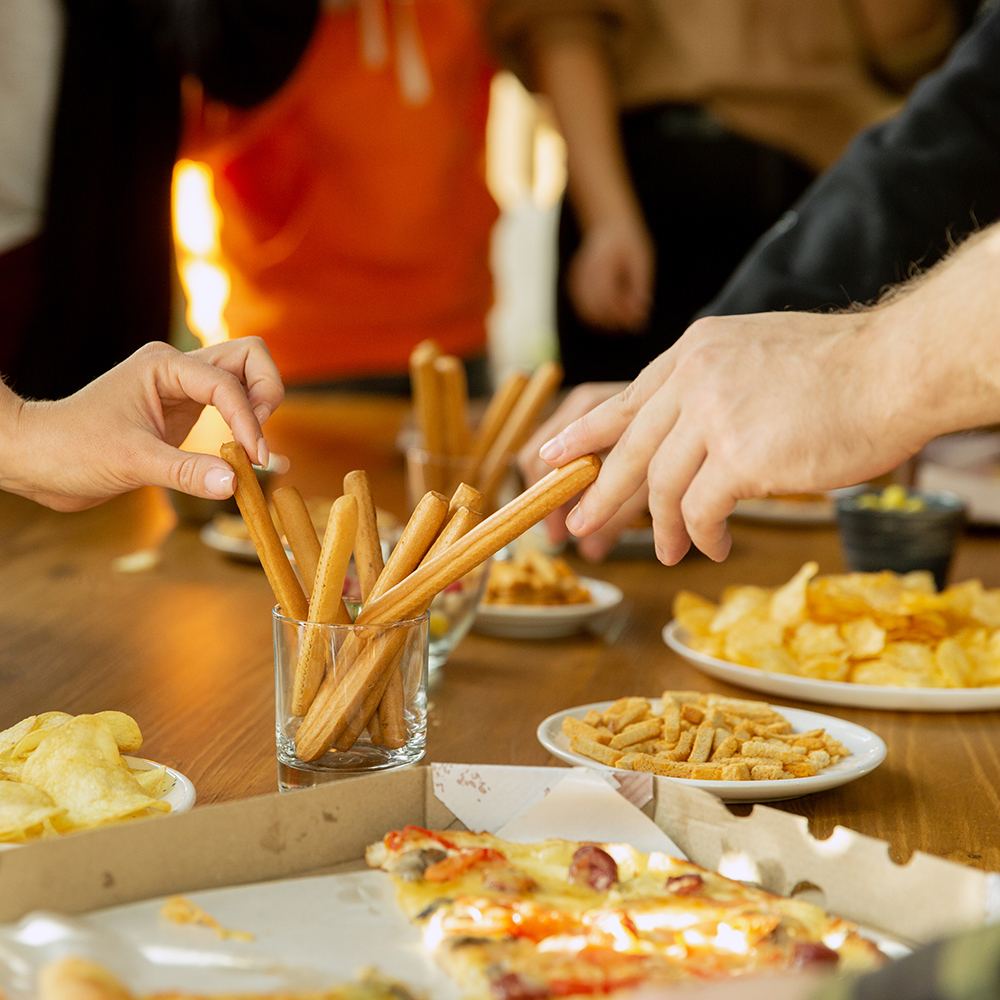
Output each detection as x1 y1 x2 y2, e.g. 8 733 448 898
0 339 284 511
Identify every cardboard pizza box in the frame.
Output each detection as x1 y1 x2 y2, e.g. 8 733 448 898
0 764 996 946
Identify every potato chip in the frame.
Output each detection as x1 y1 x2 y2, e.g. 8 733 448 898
21 715 168 830
840 618 886 658
0 780 64 841
0 716 37 759
672 591 718 637
96 711 143 754
934 637 973 687
769 561 818 626
711 586 771 633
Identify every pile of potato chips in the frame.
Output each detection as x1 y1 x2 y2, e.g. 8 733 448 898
0 711 170 843
674 562 1000 688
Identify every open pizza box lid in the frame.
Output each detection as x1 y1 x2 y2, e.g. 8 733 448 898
0 763 997 987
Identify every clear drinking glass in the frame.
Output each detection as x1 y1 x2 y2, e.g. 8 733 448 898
274 606 428 790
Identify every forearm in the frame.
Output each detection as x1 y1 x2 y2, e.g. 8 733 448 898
533 36 640 228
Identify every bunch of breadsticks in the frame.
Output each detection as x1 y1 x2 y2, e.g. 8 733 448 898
409 341 564 509
221 441 599 762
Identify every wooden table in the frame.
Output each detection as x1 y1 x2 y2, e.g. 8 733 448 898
2 393 999 872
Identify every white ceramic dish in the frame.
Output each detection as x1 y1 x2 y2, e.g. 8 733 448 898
663 620 1000 711
0 758 194 851
199 520 260 563
537 699 886 803
473 578 624 639
730 487 867 525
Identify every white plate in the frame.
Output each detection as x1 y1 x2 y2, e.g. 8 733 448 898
537 700 886 803
473 578 624 639
663 620 1000 712
0 758 195 851
730 487 867 525
199 520 260 562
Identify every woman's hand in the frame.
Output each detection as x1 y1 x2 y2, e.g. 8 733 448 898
0 338 284 511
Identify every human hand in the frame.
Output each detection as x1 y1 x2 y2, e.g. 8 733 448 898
1 339 284 511
568 215 654 331
519 381 649 561
535 310 926 565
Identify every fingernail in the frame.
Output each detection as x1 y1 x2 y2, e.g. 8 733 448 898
565 503 585 534
254 404 272 426
256 437 270 469
539 436 564 463
205 467 235 498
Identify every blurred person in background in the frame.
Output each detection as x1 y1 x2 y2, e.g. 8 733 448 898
485 0 971 385
0 0 318 402
184 0 498 396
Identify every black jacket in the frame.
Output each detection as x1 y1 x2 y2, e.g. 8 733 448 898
10 0 317 400
704 3 1000 317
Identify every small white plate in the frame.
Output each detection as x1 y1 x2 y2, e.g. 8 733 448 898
537 700 886 802
473 578 624 639
663 620 1000 712
199 520 260 563
730 487 866 525
0 758 195 850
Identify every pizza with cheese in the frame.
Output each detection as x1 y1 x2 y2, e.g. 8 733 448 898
366 826 885 998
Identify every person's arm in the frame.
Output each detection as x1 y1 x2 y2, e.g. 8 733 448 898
534 35 654 331
0 338 283 512
703 3 1000 318
538 221 1000 565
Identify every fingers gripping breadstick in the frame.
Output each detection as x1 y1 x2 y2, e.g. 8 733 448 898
294 455 600 761
344 470 385 602
272 486 322 597
477 361 564 506
221 441 307 621
290 495 358 715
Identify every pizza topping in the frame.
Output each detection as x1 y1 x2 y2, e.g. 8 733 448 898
386 825 457 853
665 874 704 895
568 846 618 891
387 848 448 881
489 971 551 1000
482 866 539 894
792 941 841 967
424 847 507 882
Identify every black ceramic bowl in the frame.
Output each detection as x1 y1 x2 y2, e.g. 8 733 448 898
834 488 966 590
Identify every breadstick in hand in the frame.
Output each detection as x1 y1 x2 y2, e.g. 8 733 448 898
221 441 307 621
272 486 321 597
290 494 358 715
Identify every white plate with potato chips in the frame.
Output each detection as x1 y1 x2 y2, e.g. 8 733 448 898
474 578 624 639
664 621 1000 711
538 699 885 802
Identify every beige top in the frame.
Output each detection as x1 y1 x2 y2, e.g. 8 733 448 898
485 0 961 169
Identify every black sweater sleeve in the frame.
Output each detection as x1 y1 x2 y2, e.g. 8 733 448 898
702 3 1000 317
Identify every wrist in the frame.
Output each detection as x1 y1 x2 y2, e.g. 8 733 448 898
0 388 48 497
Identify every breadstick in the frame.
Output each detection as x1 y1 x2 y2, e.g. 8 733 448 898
434 354 470 459
290 495 358 715
221 441 307 621
272 486 321 597
448 481 484 517
476 361 564 506
344 470 385 603
337 490 450 745
359 505 485 752
410 340 446 491
465 370 529 485
295 455 600 760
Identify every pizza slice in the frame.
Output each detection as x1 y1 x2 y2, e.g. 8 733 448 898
366 826 885 998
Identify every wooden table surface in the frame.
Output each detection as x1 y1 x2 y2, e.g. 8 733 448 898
3 393 1000 872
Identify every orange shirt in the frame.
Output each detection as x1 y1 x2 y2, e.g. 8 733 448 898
185 1 498 383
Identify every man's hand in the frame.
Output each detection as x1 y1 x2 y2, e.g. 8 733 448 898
1 338 284 511
536 311 924 565
568 215 654 331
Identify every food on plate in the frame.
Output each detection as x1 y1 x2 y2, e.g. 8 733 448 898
562 692 849 780
854 484 926 512
674 561 1000 687
484 548 591 606
0 711 169 842
35 957 420 1000
160 896 254 941
366 826 885 996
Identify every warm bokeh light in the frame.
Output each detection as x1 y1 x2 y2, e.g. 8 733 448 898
172 159 229 346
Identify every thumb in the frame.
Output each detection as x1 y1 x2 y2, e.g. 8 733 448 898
139 440 237 499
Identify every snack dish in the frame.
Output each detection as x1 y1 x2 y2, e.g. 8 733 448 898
538 699 885 801
474 578 624 639
125 757 196 814
664 620 1000 711
366 826 886 997
731 487 864 524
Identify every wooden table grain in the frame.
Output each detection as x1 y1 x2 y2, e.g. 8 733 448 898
2 393 999 872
